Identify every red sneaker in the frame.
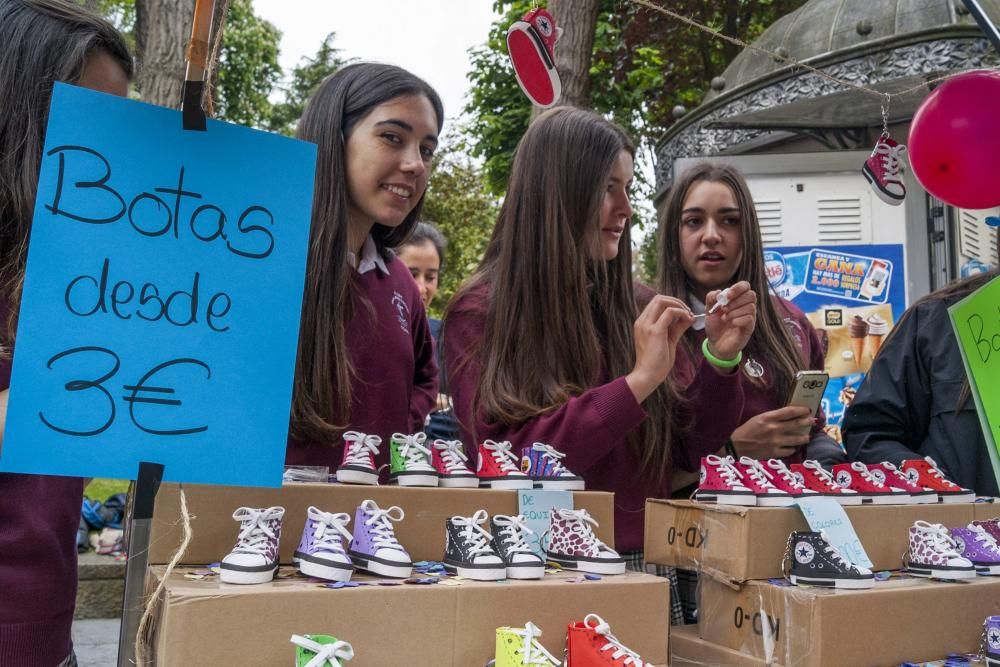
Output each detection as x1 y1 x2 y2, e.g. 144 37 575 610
867 462 938 503
862 135 907 206
833 461 910 504
506 9 562 108
431 439 478 488
693 454 756 506
335 431 381 485
790 460 863 505
734 456 794 507
762 459 819 499
566 613 652 666
476 440 533 490
900 457 975 503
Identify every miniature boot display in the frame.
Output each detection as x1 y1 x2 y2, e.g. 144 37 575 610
565 613 652 666
905 520 976 579
784 530 874 589
522 442 585 490
951 523 1000 575
762 459 819 499
862 134 907 206
219 506 284 585
900 456 975 503
974 518 1000 545
489 622 561 667
291 634 354 667
693 454 756 506
432 438 479 488
477 439 534 490
491 514 546 580
293 506 354 582
545 508 625 575
443 509 507 581
388 432 439 487
789 460 862 505
734 456 794 506
984 615 1000 667
833 461 910 504
336 431 382 485
348 499 412 578
867 461 937 503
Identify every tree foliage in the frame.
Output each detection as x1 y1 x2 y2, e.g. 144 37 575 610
212 0 282 128
268 33 349 136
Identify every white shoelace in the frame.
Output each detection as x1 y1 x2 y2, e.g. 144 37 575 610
766 459 806 490
530 442 573 476
511 622 559 666
230 506 284 556
705 454 744 487
873 140 906 183
359 500 405 551
915 521 963 559
818 530 864 572
880 462 917 487
290 634 354 667
924 457 962 490
450 509 495 557
551 508 609 556
306 506 353 554
850 460 888 488
585 614 649 666
482 439 521 473
391 432 434 470
493 514 536 555
433 439 470 473
342 431 381 467
970 524 1000 552
739 456 779 490
802 459 845 492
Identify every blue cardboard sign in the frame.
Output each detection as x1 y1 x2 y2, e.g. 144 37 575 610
795 497 873 569
0 84 316 487
518 490 573 558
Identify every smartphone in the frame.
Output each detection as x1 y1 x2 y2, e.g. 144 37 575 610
787 370 829 417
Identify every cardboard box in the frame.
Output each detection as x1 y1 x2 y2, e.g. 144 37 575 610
149 483 614 565
974 499 1000 522
698 574 1000 666
671 623 782 666
148 566 669 666
643 499 976 583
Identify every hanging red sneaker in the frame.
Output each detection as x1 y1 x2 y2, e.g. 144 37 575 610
506 8 562 108
862 135 907 206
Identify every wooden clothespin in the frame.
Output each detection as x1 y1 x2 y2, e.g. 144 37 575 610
181 0 216 131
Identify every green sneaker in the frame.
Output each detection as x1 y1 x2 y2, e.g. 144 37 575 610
388 432 439 487
291 634 354 667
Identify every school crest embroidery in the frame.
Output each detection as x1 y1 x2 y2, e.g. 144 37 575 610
392 291 410 334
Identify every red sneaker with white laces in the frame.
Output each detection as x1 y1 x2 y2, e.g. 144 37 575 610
565 613 652 666
862 135 907 206
734 456 794 507
476 440 533 490
693 454 756 506
867 462 938 504
833 461 910 504
789 460 862 505
900 457 975 503
763 459 819 499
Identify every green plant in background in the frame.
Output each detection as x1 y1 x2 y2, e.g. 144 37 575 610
267 33 349 136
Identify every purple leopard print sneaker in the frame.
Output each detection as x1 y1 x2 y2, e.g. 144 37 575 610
220 506 285 584
293 506 354 582
544 508 624 575
951 524 1000 576
905 520 975 579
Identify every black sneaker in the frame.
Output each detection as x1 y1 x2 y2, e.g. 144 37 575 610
443 510 506 581
490 514 545 579
784 530 874 589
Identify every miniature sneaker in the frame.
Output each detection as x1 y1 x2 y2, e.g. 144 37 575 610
293 506 354 582
432 438 478 488
443 509 507 581
522 442 585 490
867 461 938 503
291 634 354 666
566 614 652 666
336 431 381 485
734 456 794 507
789 460 863 505
491 514 545 579
545 508 625 575
973 518 1000 545
900 456 975 503
348 499 412 578
388 432 439 487
693 454 756 506
833 461 910 504
984 615 1000 667
477 440 534 490
862 134 907 206
219 506 284 585
762 459 819 499
490 622 561 667
905 520 976 579
783 530 874 589
951 523 1000 575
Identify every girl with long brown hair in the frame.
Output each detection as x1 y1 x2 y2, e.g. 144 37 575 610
286 63 442 468
444 108 756 567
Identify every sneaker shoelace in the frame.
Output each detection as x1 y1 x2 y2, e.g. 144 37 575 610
359 500 406 551
483 439 522 473
433 439 471 473
802 460 845 492
511 622 559 666
879 462 914 487
915 521 963 559
552 508 608 556
766 459 806 490
585 614 649 666
873 140 906 183
450 509 495 558
923 457 962 490
739 456 779 490
290 634 354 667
817 530 862 573
705 454 744 487
970 524 1000 554
850 461 888 488
342 431 381 467
230 506 284 557
391 432 433 469
306 506 353 555
493 514 537 555
530 442 573 476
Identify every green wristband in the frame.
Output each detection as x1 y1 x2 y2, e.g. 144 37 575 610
702 338 743 368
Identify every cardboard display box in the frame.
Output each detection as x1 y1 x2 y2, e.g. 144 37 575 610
974 499 1000 522
698 574 1000 666
643 499 977 582
671 623 782 666
148 566 669 666
149 483 614 565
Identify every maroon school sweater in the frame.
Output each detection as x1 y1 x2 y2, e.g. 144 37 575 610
443 283 745 553
0 296 82 667
286 254 438 469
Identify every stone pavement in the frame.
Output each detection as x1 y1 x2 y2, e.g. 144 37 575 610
73 618 119 666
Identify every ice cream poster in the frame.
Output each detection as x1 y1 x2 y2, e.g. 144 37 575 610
765 244 907 442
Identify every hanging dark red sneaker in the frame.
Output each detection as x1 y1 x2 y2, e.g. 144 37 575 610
862 135 907 206
506 8 562 108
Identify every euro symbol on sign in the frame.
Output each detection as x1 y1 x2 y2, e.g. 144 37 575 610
122 358 210 435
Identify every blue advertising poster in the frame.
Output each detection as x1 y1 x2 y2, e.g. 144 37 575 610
0 84 316 487
766 244 907 442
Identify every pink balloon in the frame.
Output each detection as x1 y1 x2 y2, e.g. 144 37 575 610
908 69 1000 210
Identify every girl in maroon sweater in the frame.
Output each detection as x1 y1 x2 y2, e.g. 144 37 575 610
443 108 756 564
0 2 132 665
286 64 441 470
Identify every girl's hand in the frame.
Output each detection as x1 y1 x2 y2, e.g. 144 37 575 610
626 295 694 403
730 406 814 459
705 281 756 361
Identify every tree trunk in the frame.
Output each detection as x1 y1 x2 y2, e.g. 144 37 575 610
135 0 195 108
547 0 600 109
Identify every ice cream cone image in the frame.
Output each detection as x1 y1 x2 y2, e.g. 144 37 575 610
866 314 889 359
848 315 868 371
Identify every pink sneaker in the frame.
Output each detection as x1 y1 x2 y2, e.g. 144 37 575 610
790 460 863 505
862 135 907 206
335 431 381 485
693 454 756 506
867 462 938 504
763 459 819 499
431 439 478 488
833 461 910 504
734 457 794 507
